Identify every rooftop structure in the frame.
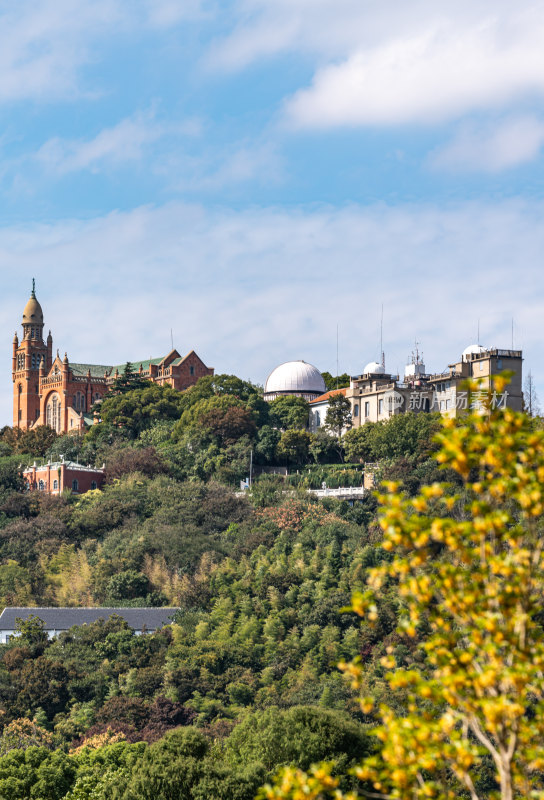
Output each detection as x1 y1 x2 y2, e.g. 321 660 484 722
24 459 105 495
346 344 523 426
0 607 179 643
264 360 326 402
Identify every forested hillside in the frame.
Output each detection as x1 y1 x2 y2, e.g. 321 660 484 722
0 372 524 799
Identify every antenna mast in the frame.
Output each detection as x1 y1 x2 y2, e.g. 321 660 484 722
336 324 339 389
170 328 174 350
380 304 385 369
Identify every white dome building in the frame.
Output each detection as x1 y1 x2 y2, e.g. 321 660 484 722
264 360 326 402
362 361 386 376
461 344 485 362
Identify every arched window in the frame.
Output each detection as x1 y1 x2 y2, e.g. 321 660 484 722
72 479 79 492
53 479 58 490
353 404 359 417
73 392 86 412
38 479 45 491
31 354 36 369
93 392 102 404
90 481 97 490
46 393 62 432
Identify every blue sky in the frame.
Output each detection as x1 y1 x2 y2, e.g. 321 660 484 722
1 0 543 423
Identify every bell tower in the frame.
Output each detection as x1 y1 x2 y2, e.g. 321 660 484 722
13 280 50 429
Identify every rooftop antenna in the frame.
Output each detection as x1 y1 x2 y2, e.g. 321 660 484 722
380 304 385 369
170 328 174 350
336 324 339 389
477 318 480 346
511 318 514 349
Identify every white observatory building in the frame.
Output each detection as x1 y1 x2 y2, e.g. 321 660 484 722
264 360 326 402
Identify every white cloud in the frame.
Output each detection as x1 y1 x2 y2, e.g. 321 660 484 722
164 140 285 192
0 199 542 424
286 12 544 127
34 113 199 175
143 0 205 26
0 0 123 103
209 1 544 128
430 116 544 172
0 0 204 104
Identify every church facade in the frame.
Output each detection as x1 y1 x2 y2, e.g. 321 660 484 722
13 284 214 434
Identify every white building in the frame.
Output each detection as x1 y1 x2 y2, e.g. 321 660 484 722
264 360 326 402
309 388 349 433
0 607 179 643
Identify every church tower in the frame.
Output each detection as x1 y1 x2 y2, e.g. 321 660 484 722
12 280 51 428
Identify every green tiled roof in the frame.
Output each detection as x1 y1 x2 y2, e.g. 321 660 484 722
69 355 183 381
70 363 113 378
112 358 164 373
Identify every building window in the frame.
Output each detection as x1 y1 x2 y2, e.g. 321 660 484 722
189 365 195 376
46 394 62 432
38 480 45 491
93 393 102 404
53 479 58 490
31 354 35 368
91 481 97 490
497 359 503 369
315 411 320 427
353 404 359 417
365 401 370 418
73 392 85 412
480 362 484 372
72 479 79 492
378 399 384 415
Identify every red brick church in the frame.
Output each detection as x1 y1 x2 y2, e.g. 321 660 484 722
13 282 213 434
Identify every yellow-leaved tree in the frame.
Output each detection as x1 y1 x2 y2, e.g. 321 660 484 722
260 377 544 800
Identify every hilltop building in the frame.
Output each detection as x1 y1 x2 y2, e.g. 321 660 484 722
13 283 213 434
309 388 348 433
0 607 179 643
264 360 326 402
24 459 105 495
345 345 523 426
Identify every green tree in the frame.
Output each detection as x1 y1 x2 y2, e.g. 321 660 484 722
325 394 352 461
263 382 544 800
225 706 370 774
97 384 185 437
276 429 311 466
269 397 310 430
255 425 282 464
108 362 152 396
14 614 49 652
321 373 351 391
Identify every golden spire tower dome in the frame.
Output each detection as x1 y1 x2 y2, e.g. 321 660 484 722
22 278 44 328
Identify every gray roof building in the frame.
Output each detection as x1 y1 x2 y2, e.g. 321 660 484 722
0 607 179 642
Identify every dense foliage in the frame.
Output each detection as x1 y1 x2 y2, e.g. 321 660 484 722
0 373 525 798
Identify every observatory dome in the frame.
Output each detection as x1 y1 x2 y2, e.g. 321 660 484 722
363 361 385 375
462 344 485 361
264 360 326 401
